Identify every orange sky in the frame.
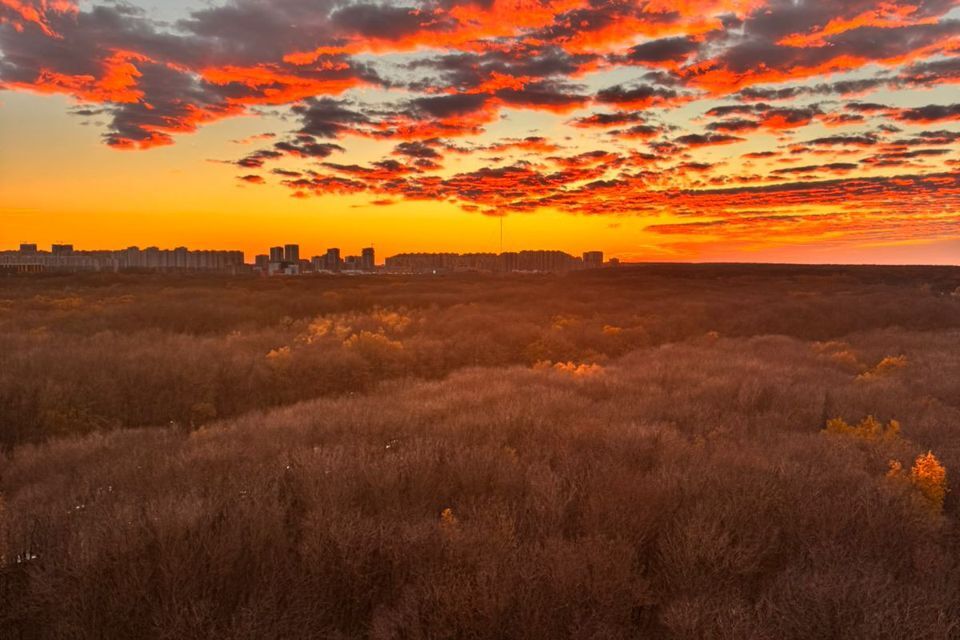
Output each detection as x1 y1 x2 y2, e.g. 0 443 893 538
1 0 958 263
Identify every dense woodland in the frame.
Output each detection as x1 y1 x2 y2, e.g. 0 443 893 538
2 265 960 638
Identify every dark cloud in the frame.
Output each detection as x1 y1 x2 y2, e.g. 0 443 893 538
407 45 596 93
846 102 891 113
893 103 960 123
862 148 951 166
623 36 701 64
594 83 679 108
806 134 879 146
293 98 371 138
611 124 662 139
772 163 860 175
675 133 744 147
273 137 345 158
892 130 960 145
393 141 442 159
237 149 283 168
900 55 960 85
570 111 647 128
707 119 760 133
330 3 447 39
735 77 890 101
706 103 823 130
410 93 491 119
495 80 589 112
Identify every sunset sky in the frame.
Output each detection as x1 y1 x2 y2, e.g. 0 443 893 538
1 0 958 263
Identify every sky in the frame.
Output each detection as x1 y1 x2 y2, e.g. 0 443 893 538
0 0 958 263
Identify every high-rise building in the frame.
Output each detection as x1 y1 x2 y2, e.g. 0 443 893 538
255 254 269 271
19 243 37 254
126 246 143 269
361 247 375 271
284 244 300 263
52 244 74 255
174 247 187 269
582 251 604 268
269 246 284 263
325 248 341 271
310 256 324 271
515 250 577 272
145 247 160 268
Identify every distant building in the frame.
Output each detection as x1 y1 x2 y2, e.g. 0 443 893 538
284 244 300 263
254 254 269 271
325 248 341 272
514 250 579 273
310 256 325 272
361 247 375 271
174 247 187 269
269 246 284 263
0 243 245 273
582 251 604 268
500 252 518 273
384 250 583 274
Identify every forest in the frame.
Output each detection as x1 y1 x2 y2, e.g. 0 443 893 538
2 265 960 638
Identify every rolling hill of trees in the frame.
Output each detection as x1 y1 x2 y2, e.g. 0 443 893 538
2 265 960 638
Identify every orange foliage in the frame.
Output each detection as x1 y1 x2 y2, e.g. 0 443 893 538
343 331 403 352
439 507 459 537
858 355 908 380
265 346 292 365
910 451 948 513
602 325 623 337
535 360 604 377
824 415 901 443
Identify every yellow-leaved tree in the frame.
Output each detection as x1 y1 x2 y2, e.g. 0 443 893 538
910 451 948 513
824 415 901 443
829 417 948 514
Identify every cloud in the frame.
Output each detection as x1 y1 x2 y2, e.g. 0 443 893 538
705 103 825 131
892 103 960 123
594 83 681 109
805 134 879 147
675 132 745 147
771 162 860 176
569 110 647 128
622 36 702 65
706 118 760 133
1 0 958 251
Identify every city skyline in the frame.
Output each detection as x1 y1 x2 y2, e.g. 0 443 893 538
0 241 609 264
1 241 614 273
1 1 959 264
